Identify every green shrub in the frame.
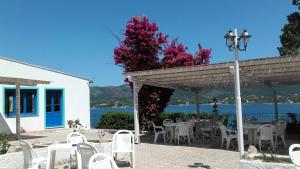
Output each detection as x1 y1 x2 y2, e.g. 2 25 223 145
0 133 9 154
97 111 232 131
97 112 134 130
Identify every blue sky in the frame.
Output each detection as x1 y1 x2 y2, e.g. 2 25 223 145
0 0 297 86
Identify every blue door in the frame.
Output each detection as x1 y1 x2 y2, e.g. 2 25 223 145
45 90 63 128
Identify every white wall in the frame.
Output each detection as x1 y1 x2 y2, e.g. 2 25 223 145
0 58 90 133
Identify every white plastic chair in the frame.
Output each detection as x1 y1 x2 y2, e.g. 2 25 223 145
77 142 98 169
289 144 300 169
67 132 87 144
176 118 183 123
89 153 119 169
111 130 135 168
163 119 174 125
19 140 46 169
201 120 213 140
152 122 166 144
163 119 174 141
176 122 190 145
66 132 87 167
188 122 195 142
195 120 204 138
219 125 237 149
275 120 287 148
257 124 275 151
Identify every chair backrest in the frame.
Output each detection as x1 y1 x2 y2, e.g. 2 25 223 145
176 123 189 136
289 144 300 167
176 118 182 123
258 124 275 140
89 153 119 169
163 119 174 125
67 132 87 144
203 120 212 129
275 120 287 136
151 121 158 133
112 130 134 153
196 120 204 126
77 142 98 169
19 140 37 169
219 125 228 138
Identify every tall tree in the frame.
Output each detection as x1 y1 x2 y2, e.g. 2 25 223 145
278 0 300 56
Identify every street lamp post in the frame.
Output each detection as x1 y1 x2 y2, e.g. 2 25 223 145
224 28 251 159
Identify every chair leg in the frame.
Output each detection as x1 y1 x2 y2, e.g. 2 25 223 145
69 154 73 167
178 136 180 145
259 140 262 152
226 139 230 149
154 134 158 144
115 153 118 161
275 135 278 149
271 139 275 151
163 133 166 143
221 138 224 148
282 135 286 147
130 152 135 168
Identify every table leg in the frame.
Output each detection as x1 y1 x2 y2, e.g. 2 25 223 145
248 130 254 145
169 128 174 143
46 150 56 169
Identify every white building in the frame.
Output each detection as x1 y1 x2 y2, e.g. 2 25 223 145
0 57 91 134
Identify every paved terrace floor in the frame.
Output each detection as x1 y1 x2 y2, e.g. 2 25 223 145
4 129 240 169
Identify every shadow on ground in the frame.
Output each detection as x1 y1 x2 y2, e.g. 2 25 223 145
188 162 211 168
140 132 297 155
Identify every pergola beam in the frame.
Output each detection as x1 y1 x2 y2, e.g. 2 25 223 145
0 76 50 138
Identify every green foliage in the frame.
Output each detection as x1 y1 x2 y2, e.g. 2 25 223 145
0 133 10 154
96 111 231 131
278 0 300 56
155 112 231 126
97 112 134 130
293 0 300 9
258 153 292 163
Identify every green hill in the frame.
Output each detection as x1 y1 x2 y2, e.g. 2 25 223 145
90 84 300 107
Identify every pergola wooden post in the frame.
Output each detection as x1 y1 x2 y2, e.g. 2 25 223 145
193 90 200 117
0 76 50 139
131 77 143 143
15 84 21 138
266 83 279 121
271 86 279 120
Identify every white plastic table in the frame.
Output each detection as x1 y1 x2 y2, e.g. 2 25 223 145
46 142 113 169
95 142 112 157
244 124 262 145
163 122 194 143
46 143 77 169
163 123 176 143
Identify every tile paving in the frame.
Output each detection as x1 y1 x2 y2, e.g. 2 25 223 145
2 129 239 169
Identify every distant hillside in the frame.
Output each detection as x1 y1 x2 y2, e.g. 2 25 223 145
90 85 133 107
90 84 300 107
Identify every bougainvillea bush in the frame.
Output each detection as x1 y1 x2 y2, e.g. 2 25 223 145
114 16 167 72
113 16 212 130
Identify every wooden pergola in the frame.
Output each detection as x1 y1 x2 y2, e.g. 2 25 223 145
0 76 50 138
124 56 300 143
